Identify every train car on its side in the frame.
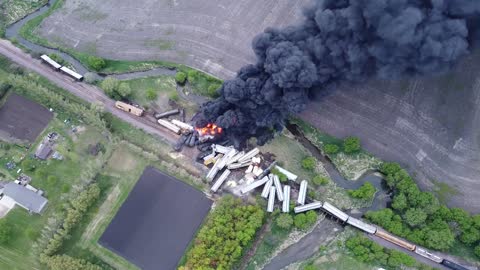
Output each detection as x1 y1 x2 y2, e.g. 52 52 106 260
375 230 416 251
441 259 470 270
322 201 349 222
346 217 377 234
115 101 144 116
414 247 443 264
40 55 61 70
60 66 84 81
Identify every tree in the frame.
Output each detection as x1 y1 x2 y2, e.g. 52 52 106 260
146 88 158 100
207 84 220 98
301 157 316 171
175 71 187 84
312 175 329 186
0 220 11 244
276 214 293 230
404 208 427 227
294 213 307 230
83 72 97 84
100 77 120 99
475 245 480 258
391 192 407 211
324 144 339 155
343 137 361 153
44 255 102 270
348 182 376 200
117 82 132 98
87 56 106 71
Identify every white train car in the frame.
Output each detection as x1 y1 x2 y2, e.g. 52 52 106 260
297 180 308 205
273 175 283 201
211 169 231 193
346 217 377 234
414 247 443 264
282 185 290 213
60 66 83 81
267 186 276 213
322 201 349 222
240 176 269 194
40 55 61 70
294 201 322 214
261 178 273 198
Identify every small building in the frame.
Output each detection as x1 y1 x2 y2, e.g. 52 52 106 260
35 143 52 160
3 183 48 214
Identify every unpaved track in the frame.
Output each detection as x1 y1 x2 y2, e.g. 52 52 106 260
0 39 178 145
37 0 310 79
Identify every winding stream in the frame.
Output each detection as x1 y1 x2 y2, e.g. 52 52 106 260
5 0 177 80
287 124 390 214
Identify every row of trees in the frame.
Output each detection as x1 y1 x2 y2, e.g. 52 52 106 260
37 184 101 264
346 235 417 269
44 255 102 270
276 210 318 231
100 77 132 100
181 195 264 270
324 136 361 155
6 73 106 129
365 162 480 254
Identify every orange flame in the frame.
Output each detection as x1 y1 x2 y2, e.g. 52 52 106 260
196 123 223 137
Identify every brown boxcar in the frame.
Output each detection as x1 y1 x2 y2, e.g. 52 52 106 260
115 101 144 116
375 230 416 251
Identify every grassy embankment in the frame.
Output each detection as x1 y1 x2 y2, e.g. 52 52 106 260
290 117 382 180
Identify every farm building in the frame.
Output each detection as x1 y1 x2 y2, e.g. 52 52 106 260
1 183 48 214
35 142 52 160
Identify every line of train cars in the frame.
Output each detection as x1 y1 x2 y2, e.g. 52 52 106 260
294 201 470 270
40 54 84 81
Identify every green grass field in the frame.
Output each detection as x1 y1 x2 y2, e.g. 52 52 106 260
3 0 48 25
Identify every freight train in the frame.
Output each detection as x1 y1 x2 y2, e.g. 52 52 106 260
294 201 469 270
40 55 84 81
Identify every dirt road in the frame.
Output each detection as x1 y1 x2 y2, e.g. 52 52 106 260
0 39 178 145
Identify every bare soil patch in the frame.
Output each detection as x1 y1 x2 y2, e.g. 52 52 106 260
0 93 53 143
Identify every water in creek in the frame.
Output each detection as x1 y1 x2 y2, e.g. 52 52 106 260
6 0 177 80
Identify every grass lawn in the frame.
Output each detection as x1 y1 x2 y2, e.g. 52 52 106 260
122 75 177 109
0 116 113 269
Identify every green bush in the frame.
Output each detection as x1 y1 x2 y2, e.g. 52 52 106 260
207 84 220 97
301 157 316 171
271 168 288 183
169 91 179 102
145 88 158 100
343 137 361 153
100 77 120 99
87 56 106 71
312 175 329 186
348 182 376 200
175 71 187 84
324 144 339 155
46 175 58 186
48 53 66 66
187 69 198 81
294 210 317 230
303 264 317 270
475 245 480 258
276 214 293 230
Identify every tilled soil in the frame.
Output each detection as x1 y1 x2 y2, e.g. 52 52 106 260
37 0 310 78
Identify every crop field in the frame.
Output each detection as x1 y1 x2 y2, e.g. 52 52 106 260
36 0 310 79
0 93 53 143
99 167 212 270
300 49 480 213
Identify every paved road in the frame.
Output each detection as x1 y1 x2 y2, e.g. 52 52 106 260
0 39 178 145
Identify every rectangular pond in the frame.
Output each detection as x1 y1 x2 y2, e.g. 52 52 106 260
99 166 212 270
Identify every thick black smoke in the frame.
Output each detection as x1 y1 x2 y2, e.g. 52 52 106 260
197 0 480 147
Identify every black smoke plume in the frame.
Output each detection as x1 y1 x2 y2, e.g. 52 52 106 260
196 0 480 147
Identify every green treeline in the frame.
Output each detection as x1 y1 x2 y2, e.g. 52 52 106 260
180 195 264 270
365 162 480 256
